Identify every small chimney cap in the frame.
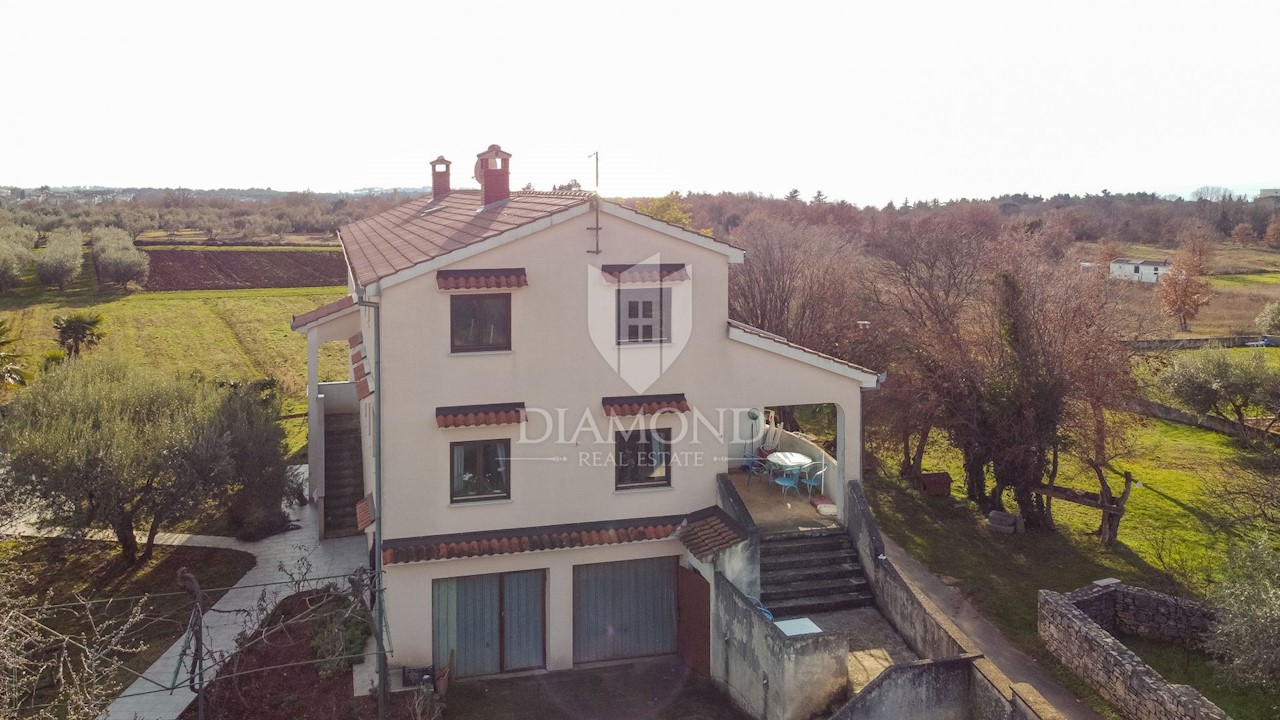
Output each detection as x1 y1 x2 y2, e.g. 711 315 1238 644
477 144 512 160
432 156 451 166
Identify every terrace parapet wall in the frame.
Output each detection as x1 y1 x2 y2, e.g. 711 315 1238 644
1038 581 1227 720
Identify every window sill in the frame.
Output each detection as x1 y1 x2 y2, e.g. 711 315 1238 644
615 342 673 349
450 498 513 507
449 350 514 357
613 484 673 494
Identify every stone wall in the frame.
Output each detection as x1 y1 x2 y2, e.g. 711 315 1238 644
840 480 1068 720
1038 582 1227 720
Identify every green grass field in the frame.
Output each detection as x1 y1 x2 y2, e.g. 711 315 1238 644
860 417 1278 719
0 259 349 457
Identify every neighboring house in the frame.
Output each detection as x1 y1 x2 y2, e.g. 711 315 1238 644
1259 188 1280 199
1109 257 1168 283
292 145 882 682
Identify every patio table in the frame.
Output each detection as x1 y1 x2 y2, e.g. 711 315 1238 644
766 451 810 470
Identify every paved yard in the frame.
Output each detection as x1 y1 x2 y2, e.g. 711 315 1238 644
445 657 751 720
728 470 839 534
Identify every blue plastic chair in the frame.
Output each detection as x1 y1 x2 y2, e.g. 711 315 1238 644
746 595 774 622
800 463 825 499
773 467 800 499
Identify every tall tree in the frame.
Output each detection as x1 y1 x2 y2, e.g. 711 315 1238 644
634 191 694 229
1157 259 1214 331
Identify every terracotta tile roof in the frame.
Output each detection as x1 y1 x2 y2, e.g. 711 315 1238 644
601 263 689 284
437 268 528 290
728 320 879 378
602 393 689 416
349 332 374 401
340 190 591 287
355 494 374 532
291 296 355 331
675 507 748 561
381 506 744 565
436 402 526 428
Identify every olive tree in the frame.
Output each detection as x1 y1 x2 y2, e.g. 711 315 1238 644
34 229 83 291
0 359 294 564
1203 537 1280 688
90 226 149 287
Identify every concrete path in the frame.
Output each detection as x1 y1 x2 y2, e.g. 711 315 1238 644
880 535 1104 720
6 478 368 720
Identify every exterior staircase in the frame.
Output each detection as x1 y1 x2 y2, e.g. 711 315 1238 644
759 528 873 618
322 413 365 538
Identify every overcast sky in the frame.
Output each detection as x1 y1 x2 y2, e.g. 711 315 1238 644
3 0 1277 205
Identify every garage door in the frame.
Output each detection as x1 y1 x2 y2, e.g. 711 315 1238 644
573 556 677 664
432 570 545 677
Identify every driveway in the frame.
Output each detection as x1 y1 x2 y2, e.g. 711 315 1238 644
445 657 750 720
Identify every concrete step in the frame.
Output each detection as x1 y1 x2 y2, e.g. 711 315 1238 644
761 528 847 542
760 535 852 557
766 591 873 618
760 549 857 572
760 563 862 585
761 577 867 602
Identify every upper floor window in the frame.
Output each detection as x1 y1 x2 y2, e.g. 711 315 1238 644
614 428 671 489
616 288 671 345
451 294 511 353
450 438 511 502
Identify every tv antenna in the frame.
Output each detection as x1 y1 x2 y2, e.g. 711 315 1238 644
587 151 602 254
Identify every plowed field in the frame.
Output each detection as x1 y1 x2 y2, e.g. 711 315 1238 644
143 250 346 290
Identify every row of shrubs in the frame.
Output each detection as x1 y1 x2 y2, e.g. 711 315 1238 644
0 225 149 292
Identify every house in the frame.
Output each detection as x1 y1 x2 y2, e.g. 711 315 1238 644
1109 257 1168 283
291 144 885 685
1259 188 1280 199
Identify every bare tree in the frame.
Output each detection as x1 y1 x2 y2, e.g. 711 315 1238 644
1 562 145 720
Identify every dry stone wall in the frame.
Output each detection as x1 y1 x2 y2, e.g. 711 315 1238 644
1038 581 1227 720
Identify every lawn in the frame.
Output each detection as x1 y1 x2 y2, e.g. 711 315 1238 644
1 537 257 708
0 261 350 456
1118 242 1280 275
1122 637 1280 720
860 416 1277 719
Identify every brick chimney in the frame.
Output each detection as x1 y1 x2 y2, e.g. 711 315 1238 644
431 156 451 199
476 144 512 205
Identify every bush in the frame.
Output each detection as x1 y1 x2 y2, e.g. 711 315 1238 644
1256 301 1280 335
1204 537 1280 688
40 349 65 372
34 229 83 290
309 592 372 677
218 379 296 540
0 242 32 292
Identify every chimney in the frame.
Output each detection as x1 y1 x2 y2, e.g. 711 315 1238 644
476 144 512 205
431 156 451 199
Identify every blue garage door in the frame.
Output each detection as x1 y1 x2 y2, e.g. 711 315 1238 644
573 556 677 664
433 570 545 677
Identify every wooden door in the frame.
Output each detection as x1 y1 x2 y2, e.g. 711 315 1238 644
676 565 711 676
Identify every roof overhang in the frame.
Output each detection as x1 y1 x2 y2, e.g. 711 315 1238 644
600 202 745 263
728 321 883 388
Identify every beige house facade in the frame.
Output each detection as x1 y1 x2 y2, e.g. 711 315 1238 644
293 145 881 681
